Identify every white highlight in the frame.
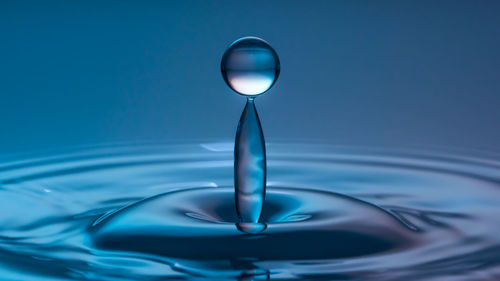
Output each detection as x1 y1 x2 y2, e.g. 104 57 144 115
228 74 274 96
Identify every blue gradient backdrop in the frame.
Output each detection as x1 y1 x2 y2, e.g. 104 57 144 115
1 1 499 154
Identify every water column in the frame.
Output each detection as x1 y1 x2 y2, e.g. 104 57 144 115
220 37 280 230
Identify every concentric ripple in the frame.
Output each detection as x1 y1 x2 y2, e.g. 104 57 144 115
0 143 500 280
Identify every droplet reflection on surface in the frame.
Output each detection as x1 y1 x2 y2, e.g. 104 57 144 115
221 37 280 96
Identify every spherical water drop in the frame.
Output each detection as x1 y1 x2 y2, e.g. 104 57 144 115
221 37 280 96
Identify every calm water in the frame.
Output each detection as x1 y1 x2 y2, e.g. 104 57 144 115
1 143 500 280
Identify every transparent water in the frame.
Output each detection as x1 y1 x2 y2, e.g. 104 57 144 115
234 98 267 227
223 36 277 227
1 143 500 280
221 37 280 96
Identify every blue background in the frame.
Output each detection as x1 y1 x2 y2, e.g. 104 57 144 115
1 1 499 154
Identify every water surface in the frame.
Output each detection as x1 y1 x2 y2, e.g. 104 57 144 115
1 143 500 280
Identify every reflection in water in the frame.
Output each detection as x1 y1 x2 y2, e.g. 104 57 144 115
0 143 500 280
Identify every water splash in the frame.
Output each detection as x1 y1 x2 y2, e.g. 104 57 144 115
221 37 280 226
234 98 267 226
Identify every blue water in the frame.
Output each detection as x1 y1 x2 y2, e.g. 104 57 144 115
223 36 278 227
221 36 280 97
1 143 500 280
234 98 267 226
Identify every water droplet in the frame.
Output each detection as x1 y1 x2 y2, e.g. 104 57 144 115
221 37 280 96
